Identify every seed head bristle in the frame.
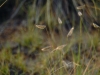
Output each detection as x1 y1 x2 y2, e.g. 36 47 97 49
55 44 67 50
58 17 62 24
67 27 74 37
62 60 80 68
92 23 100 28
41 46 52 51
62 60 74 68
78 11 82 16
35 25 46 29
77 5 85 10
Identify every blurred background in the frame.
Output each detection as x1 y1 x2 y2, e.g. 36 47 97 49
0 0 100 75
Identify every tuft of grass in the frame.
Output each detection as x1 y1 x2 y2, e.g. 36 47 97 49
0 0 100 75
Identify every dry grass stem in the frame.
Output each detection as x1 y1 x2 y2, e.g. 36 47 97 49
55 44 67 50
83 60 92 75
77 5 85 10
73 62 80 66
62 60 80 68
58 17 62 24
51 66 65 74
67 27 74 37
0 0 7 7
35 25 46 29
50 44 67 53
41 46 52 51
62 60 74 68
92 23 100 28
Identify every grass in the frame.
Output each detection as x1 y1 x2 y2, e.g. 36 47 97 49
0 0 100 75
0 0 7 8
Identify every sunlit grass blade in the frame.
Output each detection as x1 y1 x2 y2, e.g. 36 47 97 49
0 0 7 7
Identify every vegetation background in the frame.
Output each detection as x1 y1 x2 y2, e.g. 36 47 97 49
0 0 100 75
